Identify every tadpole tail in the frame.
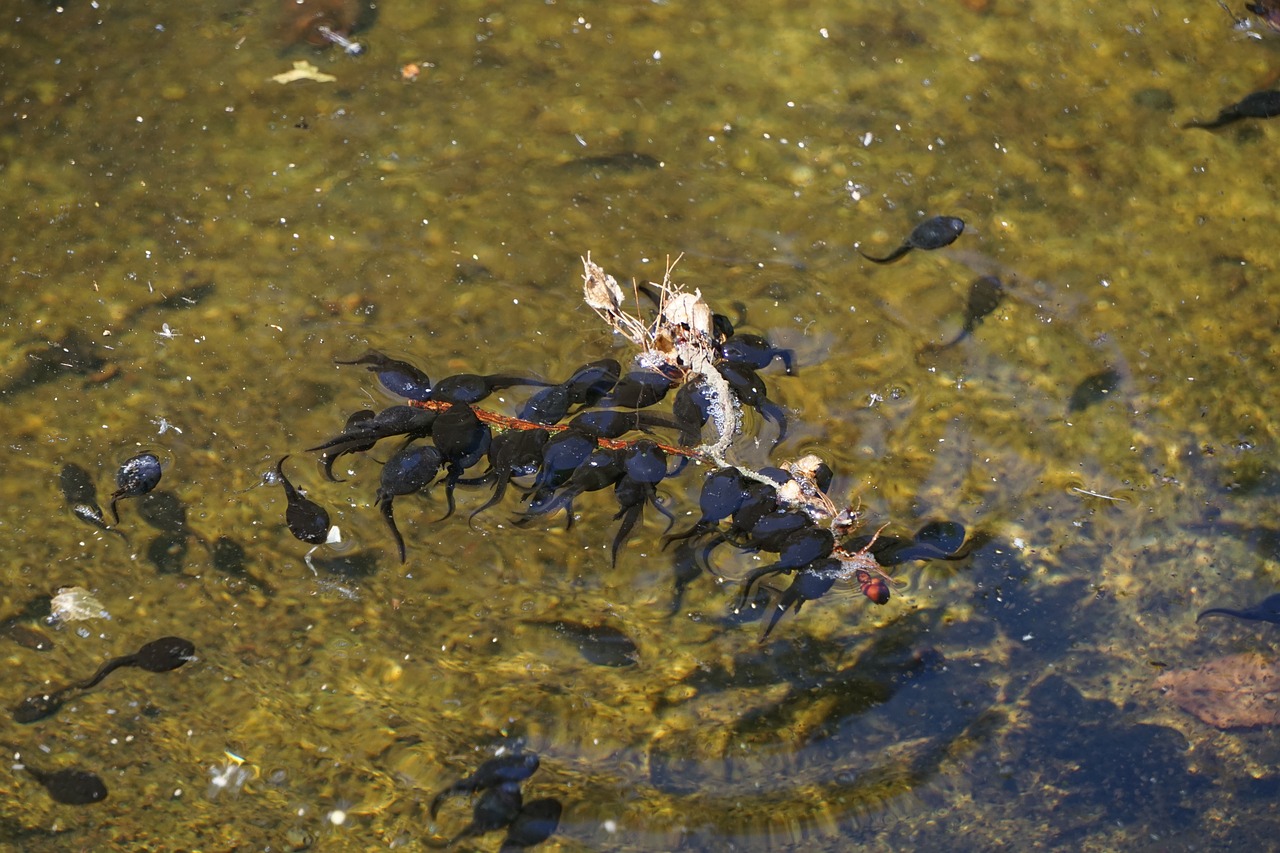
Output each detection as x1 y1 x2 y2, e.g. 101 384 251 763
74 655 134 691
378 498 407 564
1182 115 1238 131
759 601 789 642
468 479 509 529
859 243 912 264
611 504 642 567
762 401 788 449
662 521 708 550
1196 607 1244 622
738 564 784 612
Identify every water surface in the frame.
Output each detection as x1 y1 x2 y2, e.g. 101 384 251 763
2 1 1278 850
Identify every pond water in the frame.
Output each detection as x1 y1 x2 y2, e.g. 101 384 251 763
3 0 1280 849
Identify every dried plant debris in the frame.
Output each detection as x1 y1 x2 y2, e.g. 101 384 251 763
271 60 337 84
49 587 109 624
1156 653 1280 729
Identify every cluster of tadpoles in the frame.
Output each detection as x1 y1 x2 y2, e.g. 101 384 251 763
277 257 971 639
427 750 560 850
7 636 196 805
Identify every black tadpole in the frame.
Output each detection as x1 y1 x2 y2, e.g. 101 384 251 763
433 372 554 406
465 428 549 525
12 636 196 724
335 350 433 401
430 751 541 819
921 275 1005 354
275 456 332 545
861 215 965 264
375 441 443 562
499 797 563 851
527 619 639 667
719 333 795 375
1198 592 1280 625
1184 90 1280 130
446 783 523 846
760 557 842 641
1067 367 1121 413
19 763 108 806
309 405 438 481
59 462 128 539
109 452 162 522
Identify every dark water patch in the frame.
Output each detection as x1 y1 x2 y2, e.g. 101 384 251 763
1003 675 1205 844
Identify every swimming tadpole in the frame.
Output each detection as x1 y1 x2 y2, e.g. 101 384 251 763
275 456 333 545
1184 89 1280 130
12 636 196 724
860 215 965 264
525 619 640 667
19 762 108 806
1198 592 1280 625
1067 367 1122 413
110 452 163 523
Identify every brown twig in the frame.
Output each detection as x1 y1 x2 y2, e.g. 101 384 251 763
406 398 704 459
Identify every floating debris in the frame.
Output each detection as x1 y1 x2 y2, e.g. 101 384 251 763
271 60 337 84
49 587 109 624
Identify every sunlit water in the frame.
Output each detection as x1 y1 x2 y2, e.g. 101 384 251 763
2 1 1279 850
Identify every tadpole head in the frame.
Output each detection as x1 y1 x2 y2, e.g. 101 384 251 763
622 440 667 485
26 766 108 806
13 692 62 724
135 636 197 672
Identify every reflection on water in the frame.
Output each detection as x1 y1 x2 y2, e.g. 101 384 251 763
4 0 1280 849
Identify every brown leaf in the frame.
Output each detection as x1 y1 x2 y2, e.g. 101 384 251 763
1156 653 1280 729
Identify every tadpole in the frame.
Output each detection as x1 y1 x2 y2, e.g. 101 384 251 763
335 350 433 401
499 797 563 851
1198 592 1280 625
919 275 1005 355
18 762 108 805
109 452 163 523
1067 367 1121 413
860 215 965 264
1184 89 1280 130
275 456 333 545
527 620 640 667
13 636 196 724
430 751 540 819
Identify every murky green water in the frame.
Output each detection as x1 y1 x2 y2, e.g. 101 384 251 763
3 0 1280 849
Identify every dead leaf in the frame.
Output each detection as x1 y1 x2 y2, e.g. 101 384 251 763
1155 653 1280 729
